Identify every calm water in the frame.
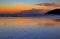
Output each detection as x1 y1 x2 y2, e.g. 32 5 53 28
0 17 60 39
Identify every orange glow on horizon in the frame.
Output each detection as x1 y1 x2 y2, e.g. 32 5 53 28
0 4 32 13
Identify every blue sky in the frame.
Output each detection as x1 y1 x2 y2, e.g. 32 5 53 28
0 0 60 4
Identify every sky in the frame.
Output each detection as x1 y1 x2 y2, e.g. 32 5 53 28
0 0 60 13
0 0 60 4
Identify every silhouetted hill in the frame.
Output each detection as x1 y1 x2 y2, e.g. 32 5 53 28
46 9 60 15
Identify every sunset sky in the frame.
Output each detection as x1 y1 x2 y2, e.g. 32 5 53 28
0 0 60 13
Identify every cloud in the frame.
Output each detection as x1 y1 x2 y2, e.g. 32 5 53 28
35 2 60 7
30 3 60 14
33 2 60 10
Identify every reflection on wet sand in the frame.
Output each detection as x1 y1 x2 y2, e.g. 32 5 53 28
0 18 60 27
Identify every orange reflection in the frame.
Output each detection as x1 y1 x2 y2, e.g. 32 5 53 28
0 18 60 27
